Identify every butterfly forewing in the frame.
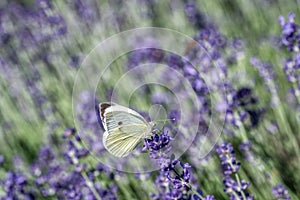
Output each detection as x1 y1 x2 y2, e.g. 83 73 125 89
99 102 152 157
105 111 147 134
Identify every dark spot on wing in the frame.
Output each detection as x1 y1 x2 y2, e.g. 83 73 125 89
118 121 123 125
100 103 112 120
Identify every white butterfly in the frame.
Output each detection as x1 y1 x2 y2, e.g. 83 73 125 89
99 102 154 157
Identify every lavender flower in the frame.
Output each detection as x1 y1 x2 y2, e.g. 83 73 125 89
216 143 253 200
151 159 194 200
221 84 262 130
239 140 269 181
216 143 241 175
279 13 300 52
144 129 214 199
0 127 119 200
272 184 291 200
1 171 37 200
73 0 100 25
223 176 253 200
0 155 4 165
143 129 173 159
239 141 255 165
283 56 300 108
184 1 208 29
250 57 279 106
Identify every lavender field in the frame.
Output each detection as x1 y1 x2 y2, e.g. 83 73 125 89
0 0 300 199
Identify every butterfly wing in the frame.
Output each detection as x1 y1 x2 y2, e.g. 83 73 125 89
100 102 148 131
103 124 148 157
100 103 151 157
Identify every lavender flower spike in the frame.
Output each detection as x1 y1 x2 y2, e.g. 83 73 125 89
272 184 291 200
216 142 253 200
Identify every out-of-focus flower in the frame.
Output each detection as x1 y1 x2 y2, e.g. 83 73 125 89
272 184 291 200
250 57 279 107
0 128 118 199
73 0 100 24
279 13 300 52
0 155 4 165
184 1 209 29
284 57 300 111
279 13 300 117
1 171 35 199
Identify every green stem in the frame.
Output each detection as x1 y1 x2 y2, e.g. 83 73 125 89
81 172 102 200
292 82 300 124
172 168 205 199
235 173 247 200
239 123 248 142
275 103 300 159
226 154 247 200
71 138 101 200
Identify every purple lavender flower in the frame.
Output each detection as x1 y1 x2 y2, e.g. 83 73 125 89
283 54 300 103
216 143 253 200
76 91 102 135
143 129 173 159
239 140 271 189
279 13 300 117
239 141 255 164
151 159 192 199
279 13 300 52
69 55 81 68
216 143 241 175
0 155 4 165
202 195 216 200
73 0 100 24
144 129 214 199
27 129 118 199
272 184 291 200
184 1 210 29
250 57 279 107
1 171 35 199
284 57 300 83
221 84 262 129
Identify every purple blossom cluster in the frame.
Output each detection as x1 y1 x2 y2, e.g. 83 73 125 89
143 129 215 200
272 184 291 200
150 159 192 200
1 0 299 199
220 85 262 130
279 13 300 114
250 57 279 106
1 172 34 200
0 128 118 200
0 0 70 137
184 1 210 29
143 129 173 159
216 143 241 175
283 57 300 110
279 13 300 52
216 143 253 200
238 141 255 166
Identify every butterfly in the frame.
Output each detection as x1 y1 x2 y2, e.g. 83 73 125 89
99 102 155 157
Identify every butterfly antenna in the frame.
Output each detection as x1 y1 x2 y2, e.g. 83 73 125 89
154 118 176 123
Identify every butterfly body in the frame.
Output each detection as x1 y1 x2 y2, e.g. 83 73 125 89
99 102 153 157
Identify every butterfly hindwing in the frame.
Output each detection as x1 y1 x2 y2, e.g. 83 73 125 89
103 125 145 157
